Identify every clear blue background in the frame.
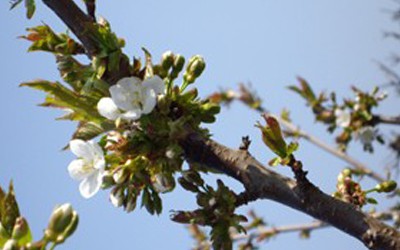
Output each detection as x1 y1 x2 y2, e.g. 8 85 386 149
0 1 399 249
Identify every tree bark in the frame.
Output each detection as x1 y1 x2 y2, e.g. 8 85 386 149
180 133 400 250
42 0 400 249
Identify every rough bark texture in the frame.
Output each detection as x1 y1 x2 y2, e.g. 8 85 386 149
180 133 400 250
42 0 400 249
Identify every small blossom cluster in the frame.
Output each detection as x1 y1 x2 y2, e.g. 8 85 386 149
68 76 165 199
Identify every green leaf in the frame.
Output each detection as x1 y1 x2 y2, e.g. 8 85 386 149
142 47 154 78
21 80 102 123
71 122 108 142
366 197 378 205
268 157 281 167
25 0 35 19
1 182 20 235
152 191 162 215
286 142 299 155
0 223 10 247
56 55 92 92
256 116 288 158
21 25 83 55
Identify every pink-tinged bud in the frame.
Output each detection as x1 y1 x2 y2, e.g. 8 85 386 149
11 217 29 240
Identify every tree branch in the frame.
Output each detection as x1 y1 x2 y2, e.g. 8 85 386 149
275 113 385 182
372 114 400 126
179 133 400 250
42 0 99 57
41 2 400 249
253 106 385 182
232 220 328 241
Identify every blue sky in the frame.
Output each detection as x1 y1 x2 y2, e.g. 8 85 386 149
0 1 399 249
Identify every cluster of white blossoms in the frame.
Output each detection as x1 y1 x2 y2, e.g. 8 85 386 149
68 76 165 198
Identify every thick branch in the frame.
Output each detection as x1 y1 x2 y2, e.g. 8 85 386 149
42 0 98 56
43 0 131 85
180 133 400 250
41 1 399 248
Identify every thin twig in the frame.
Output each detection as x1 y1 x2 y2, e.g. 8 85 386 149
372 114 400 126
232 221 327 241
255 106 385 182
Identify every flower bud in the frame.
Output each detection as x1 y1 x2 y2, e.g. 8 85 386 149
101 171 115 189
59 211 79 241
183 55 205 84
161 51 175 70
152 173 174 193
46 203 75 241
11 217 29 240
125 196 137 213
3 239 18 250
170 54 185 80
375 180 397 193
337 169 352 183
110 187 124 207
113 167 128 184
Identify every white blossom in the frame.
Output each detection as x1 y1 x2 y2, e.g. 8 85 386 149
97 76 165 121
356 126 375 145
68 139 105 199
335 108 351 128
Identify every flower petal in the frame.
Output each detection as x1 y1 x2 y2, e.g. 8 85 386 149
143 75 165 95
335 109 351 128
120 110 142 120
79 171 103 199
110 77 142 111
69 139 94 160
68 159 91 180
97 97 121 120
87 141 105 166
141 88 157 114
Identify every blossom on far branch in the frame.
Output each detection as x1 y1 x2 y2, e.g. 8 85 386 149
355 126 376 146
334 108 351 128
68 139 106 199
97 76 165 121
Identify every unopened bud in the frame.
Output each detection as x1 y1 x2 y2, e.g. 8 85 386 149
60 211 78 241
110 188 124 207
170 54 185 80
113 168 127 184
101 171 115 189
337 169 352 183
125 197 137 213
46 203 76 241
184 55 205 84
161 51 175 70
11 217 29 240
152 173 174 193
375 180 397 193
